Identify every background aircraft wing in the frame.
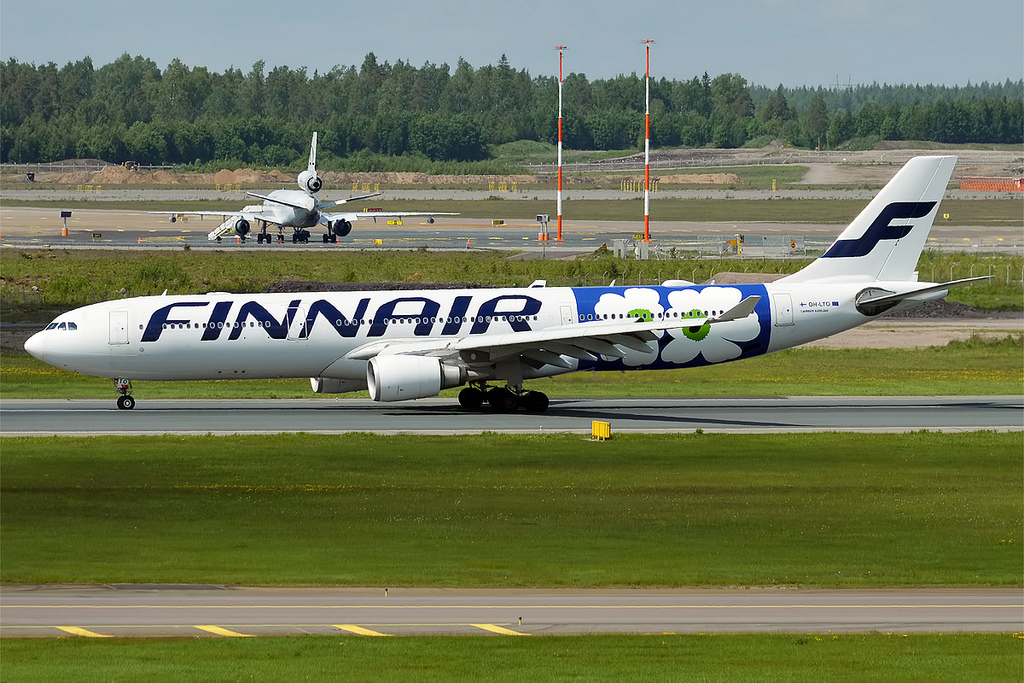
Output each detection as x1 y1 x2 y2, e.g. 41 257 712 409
149 209 272 240
321 211 459 223
345 296 760 368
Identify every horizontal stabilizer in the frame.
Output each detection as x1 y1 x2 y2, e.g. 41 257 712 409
245 192 310 211
855 277 990 316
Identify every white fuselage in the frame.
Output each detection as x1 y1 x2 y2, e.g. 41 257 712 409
24 281 935 384
257 190 320 229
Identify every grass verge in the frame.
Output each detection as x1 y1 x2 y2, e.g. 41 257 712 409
1 634 1020 682
1 432 1020 586
3 248 1021 315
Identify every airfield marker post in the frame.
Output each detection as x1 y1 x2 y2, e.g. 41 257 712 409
641 40 654 242
555 46 567 242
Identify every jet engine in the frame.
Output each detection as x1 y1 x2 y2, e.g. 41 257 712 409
297 170 323 194
232 218 250 237
367 355 465 402
330 219 352 237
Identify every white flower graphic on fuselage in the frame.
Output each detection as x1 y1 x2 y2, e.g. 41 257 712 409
591 288 662 366
661 287 760 365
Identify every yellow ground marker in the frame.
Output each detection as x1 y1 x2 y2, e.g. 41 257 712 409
194 625 252 637
56 626 111 638
470 623 529 636
333 624 391 636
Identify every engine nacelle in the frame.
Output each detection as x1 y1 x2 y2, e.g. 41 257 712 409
367 355 465 402
233 218 250 237
310 377 367 394
330 219 352 237
297 170 322 194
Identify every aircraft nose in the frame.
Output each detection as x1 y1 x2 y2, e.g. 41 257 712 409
23 331 47 360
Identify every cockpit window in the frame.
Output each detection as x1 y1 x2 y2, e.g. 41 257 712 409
67 322 78 330
45 323 58 330
44 321 78 331
57 322 66 330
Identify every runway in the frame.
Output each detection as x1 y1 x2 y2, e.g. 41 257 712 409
2 396 1021 436
1 586 1018 637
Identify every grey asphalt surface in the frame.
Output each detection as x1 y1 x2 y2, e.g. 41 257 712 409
2 396 1021 436
2 586 1020 637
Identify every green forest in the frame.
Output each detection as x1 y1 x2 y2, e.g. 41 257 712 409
1 53 1021 167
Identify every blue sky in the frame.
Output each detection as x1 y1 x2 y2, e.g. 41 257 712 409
1 0 1021 86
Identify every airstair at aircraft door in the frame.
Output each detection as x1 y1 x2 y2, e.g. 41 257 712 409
208 217 238 241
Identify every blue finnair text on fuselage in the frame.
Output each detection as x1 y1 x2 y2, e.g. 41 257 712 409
135 285 773 371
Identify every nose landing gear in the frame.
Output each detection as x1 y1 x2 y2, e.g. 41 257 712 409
114 378 135 410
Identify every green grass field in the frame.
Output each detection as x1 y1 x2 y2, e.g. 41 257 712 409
3 336 1020 399
1 432 1020 586
2 248 1021 315
1 634 1020 682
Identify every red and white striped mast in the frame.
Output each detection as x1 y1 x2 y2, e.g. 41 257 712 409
641 39 654 242
555 45 567 242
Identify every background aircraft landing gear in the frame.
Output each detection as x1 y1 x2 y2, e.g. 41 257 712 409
114 378 135 410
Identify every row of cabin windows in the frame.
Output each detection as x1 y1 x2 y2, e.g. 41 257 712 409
579 310 718 321
142 315 542 331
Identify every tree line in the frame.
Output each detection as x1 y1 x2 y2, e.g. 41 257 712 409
1 53 1020 166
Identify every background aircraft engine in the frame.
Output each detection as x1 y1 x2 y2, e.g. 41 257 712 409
331 219 352 237
233 218 250 237
367 355 465 402
297 170 322 193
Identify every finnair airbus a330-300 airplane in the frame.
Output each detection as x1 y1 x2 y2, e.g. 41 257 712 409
27 156 981 412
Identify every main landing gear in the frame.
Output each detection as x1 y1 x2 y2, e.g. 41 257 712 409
114 378 135 410
458 383 549 413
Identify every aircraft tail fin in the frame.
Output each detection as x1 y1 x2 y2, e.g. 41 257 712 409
779 156 957 284
308 131 318 174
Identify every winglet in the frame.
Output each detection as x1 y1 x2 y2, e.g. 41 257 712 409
709 295 760 323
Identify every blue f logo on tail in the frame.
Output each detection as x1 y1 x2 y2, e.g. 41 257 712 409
822 202 937 259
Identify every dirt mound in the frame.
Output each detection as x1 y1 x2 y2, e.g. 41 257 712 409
89 166 146 184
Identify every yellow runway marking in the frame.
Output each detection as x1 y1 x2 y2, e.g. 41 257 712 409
194 625 252 637
334 624 391 636
470 623 529 636
56 626 110 638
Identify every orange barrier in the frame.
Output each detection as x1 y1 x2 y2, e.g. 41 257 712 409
959 177 1023 191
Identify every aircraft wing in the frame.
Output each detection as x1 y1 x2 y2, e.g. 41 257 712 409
150 209 274 240
149 210 264 219
321 211 459 224
345 296 761 367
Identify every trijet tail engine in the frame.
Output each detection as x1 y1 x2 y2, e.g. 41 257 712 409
297 170 322 194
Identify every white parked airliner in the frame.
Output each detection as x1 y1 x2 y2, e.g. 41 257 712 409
28 156 980 412
152 132 457 243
